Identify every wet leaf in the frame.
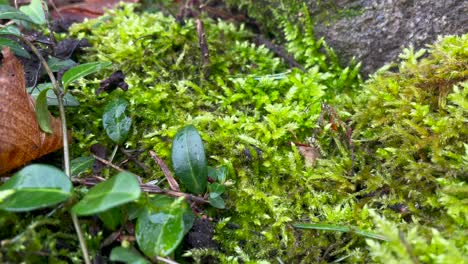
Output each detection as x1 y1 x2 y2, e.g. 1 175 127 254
103 98 132 144
171 125 207 195
70 156 94 177
0 5 35 23
62 61 112 90
19 0 46 25
209 195 225 209
28 83 80 106
0 25 21 36
110 247 150 264
47 56 77 72
35 87 53 134
99 207 123 230
216 166 229 183
72 171 141 216
208 183 225 196
136 197 189 258
293 223 389 241
0 37 30 58
0 164 72 212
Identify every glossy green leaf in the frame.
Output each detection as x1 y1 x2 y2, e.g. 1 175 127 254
207 166 217 181
209 195 225 209
0 164 72 212
47 56 77 72
103 98 132 144
70 156 95 177
136 197 188 258
0 37 30 58
216 166 229 183
72 171 141 216
35 87 53 134
99 207 123 230
171 125 207 194
19 0 46 25
0 5 35 23
293 223 389 241
62 61 112 89
0 25 21 36
28 83 80 106
208 183 225 196
110 247 150 264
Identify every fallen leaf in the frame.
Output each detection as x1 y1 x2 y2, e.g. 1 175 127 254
51 0 139 24
97 70 128 95
0 48 64 175
297 144 320 168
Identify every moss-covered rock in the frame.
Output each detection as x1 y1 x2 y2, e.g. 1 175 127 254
65 3 466 263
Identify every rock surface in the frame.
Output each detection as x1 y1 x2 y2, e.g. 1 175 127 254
311 0 467 76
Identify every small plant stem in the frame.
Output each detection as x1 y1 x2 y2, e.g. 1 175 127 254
20 36 91 264
108 144 119 164
156 256 180 264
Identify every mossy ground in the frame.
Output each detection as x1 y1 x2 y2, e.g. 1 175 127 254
66 4 466 263
1 2 466 263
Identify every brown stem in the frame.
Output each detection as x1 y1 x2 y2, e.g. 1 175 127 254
20 34 90 264
196 18 210 77
149 150 180 191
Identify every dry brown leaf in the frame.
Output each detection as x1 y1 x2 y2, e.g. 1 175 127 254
298 144 320 168
0 48 64 175
51 0 139 22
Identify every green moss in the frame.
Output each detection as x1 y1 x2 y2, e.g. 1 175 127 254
65 3 466 263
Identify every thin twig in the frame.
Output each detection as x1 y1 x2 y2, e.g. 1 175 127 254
93 154 124 172
40 0 56 47
149 150 180 191
89 155 208 204
196 18 210 77
121 149 150 172
74 176 209 205
20 35 91 264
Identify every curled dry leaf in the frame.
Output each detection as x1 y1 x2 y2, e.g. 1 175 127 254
0 48 64 175
297 144 321 168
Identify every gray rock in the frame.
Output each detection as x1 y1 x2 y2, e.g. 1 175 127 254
311 0 467 76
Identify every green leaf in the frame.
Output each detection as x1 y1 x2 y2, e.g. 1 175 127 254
47 56 77 72
0 5 35 23
136 197 190 258
0 25 21 36
110 247 150 264
171 125 207 195
28 83 80 106
62 61 112 89
70 156 95 177
208 183 225 196
99 207 123 230
209 195 225 209
72 171 141 216
19 0 46 25
293 223 389 241
0 164 72 212
103 98 132 144
35 87 53 134
0 37 30 58
216 166 229 183
207 166 217 181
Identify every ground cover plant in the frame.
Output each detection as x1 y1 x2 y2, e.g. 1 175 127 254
0 1 466 263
